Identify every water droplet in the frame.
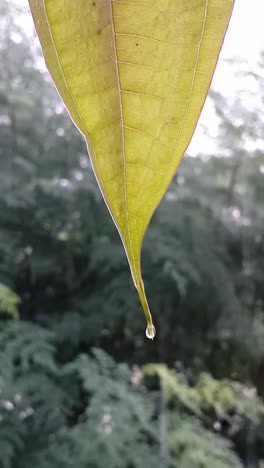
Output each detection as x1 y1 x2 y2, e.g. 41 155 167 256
146 325 156 340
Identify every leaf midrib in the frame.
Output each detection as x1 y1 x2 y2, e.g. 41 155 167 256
110 0 137 281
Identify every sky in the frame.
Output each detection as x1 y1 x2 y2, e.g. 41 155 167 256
188 0 264 155
219 0 264 65
18 0 264 156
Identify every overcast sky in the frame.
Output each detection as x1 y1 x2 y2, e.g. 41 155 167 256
220 0 264 64
189 0 264 155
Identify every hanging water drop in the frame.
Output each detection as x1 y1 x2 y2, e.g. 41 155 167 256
146 324 156 340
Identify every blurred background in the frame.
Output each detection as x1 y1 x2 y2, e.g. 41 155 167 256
0 1 264 467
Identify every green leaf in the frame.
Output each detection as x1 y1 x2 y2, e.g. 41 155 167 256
0 284 20 319
28 0 234 337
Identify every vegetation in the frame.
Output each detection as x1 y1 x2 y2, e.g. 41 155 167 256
0 1 264 467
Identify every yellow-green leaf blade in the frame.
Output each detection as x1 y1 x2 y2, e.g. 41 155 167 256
28 0 234 338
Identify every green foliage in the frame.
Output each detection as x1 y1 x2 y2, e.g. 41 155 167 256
0 326 155 468
0 285 20 319
168 418 242 468
61 349 157 468
0 321 68 468
0 326 249 468
144 364 264 468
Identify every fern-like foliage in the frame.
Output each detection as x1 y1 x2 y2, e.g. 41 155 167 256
144 364 264 468
168 417 242 468
0 321 263 468
0 285 20 319
0 321 70 468
60 349 157 468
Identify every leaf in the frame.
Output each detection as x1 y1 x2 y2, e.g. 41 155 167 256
0 284 20 319
28 0 234 338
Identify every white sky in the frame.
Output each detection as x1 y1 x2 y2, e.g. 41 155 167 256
188 0 264 155
220 0 264 64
